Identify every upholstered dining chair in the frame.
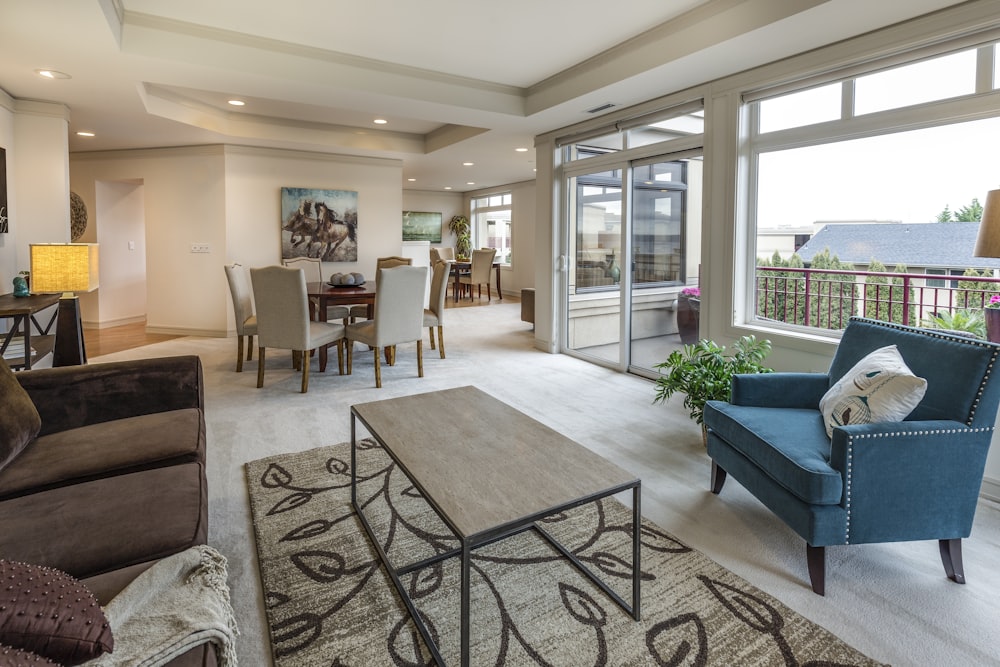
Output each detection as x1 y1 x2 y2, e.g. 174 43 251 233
459 248 497 301
437 247 456 261
423 259 450 359
250 265 345 393
223 263 257 372
346 265 427 388
282 256 350 326
349 256 413 322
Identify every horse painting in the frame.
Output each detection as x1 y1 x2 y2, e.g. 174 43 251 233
312 201 358 261
282 199 315 249
280 187 359 261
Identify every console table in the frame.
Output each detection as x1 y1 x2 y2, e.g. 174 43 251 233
0 293 60 370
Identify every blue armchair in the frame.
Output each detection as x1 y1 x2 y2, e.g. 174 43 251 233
703 317 1000 595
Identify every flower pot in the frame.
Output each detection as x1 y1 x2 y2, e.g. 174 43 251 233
677 295 700 344
986 308 1000 343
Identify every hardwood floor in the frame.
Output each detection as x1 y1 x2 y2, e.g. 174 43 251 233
84 322 182 358
83 293 517 357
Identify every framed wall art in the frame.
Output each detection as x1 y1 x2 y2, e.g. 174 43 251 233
281 187 358 262
402 210 442 243
0 147 7 234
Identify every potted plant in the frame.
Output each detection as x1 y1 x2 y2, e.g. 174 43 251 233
653 335 773 445
676 286 700 344
985 295 1000 343
921 308 986 340
449 215 472 260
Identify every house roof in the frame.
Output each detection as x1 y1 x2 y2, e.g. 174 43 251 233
795 222 1000 270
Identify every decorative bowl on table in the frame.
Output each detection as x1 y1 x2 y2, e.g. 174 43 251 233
328 272 366 287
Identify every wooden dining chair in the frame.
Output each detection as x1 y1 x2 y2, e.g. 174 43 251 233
250 265 345 393
459 248 497 301
424 259 450 359
349 256 413 322
282 256 350 325
223 263 257 372
346 265 427 388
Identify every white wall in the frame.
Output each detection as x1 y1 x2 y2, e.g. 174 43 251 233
92 180 145 327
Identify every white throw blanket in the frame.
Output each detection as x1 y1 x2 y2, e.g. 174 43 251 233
89 545 239 666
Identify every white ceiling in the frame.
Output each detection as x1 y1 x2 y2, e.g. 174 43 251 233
0 0 969 192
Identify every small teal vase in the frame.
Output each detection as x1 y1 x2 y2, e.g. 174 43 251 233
12 276 29 297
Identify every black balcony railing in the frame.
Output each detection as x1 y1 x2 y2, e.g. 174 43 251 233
755 266 1000 330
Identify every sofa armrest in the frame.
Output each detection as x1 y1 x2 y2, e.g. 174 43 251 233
730 372 829 409
828 420 992 543
16 356 204 436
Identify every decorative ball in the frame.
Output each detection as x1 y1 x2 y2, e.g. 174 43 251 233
351 272 365 284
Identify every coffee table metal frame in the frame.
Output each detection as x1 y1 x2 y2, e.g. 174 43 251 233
350 389 640 667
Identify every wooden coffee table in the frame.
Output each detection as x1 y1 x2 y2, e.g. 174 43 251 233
350 386 641 666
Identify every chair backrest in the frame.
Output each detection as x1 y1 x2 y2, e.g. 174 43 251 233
469 248 496 283
376 256 412 271
437 247 456 261
831 317 1000 427
224 264 254 334
282 256 323 283
428 260 449 320
429 248 442 265
372 266 428 347
250 265 310 350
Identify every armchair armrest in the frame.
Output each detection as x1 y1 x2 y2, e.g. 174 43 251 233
16 356 204 437
730 372 829 409
827 420 992 544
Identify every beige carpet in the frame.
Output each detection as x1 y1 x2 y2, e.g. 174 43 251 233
246 439 884 666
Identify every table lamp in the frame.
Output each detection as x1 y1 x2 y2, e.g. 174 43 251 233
973 189 1000 258
29 243 99 366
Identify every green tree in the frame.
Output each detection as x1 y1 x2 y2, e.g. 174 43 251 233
936 206 953 222
956 268 994 309
808 249 857 329
937 198 983 222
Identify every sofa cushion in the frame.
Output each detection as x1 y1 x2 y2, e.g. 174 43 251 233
705 401 842 505
0 409 203 500
0 560 113 665
820 344 927 438
0 463 206 580
0 359 41 474
0 644 60 665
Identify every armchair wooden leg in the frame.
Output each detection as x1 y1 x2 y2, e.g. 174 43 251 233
373 347 382 388
807 544 825 596
429 327 436 350
710 461 727 494
319 345 328 373
337 340 344 375
417 340 424 378
346 341 353 375
939 538 965 584
301 356 310 393
236 335 245 372
437 326 445 359
247 335 254 361
257 347 266 388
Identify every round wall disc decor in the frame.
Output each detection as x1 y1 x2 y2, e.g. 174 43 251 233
70 191 88 241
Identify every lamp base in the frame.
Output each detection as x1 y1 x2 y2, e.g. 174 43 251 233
53 295 87 367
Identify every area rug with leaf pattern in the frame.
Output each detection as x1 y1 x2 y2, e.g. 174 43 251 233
246 439 886 666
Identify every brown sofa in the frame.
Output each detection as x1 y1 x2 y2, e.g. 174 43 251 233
0 355 215 666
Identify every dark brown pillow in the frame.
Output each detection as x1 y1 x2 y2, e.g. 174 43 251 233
0 644 59 666
0 560 113 665
0 359 41 473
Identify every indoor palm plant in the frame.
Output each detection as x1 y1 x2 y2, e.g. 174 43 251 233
448 215 472 260
653 335 773 443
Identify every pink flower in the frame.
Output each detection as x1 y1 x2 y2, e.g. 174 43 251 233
681 287 700 297
988 294 1000 308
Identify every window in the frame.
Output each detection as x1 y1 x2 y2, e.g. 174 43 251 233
745 39 1000 333
471 193 512 264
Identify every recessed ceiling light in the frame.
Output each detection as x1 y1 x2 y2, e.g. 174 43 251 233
227 99 245 106
515 147 529 152
466 182 475 186
407 178 416 182
444 186 453 190
36 69 71 80
76 131 95 137
373 118 388 125
463 162 474 166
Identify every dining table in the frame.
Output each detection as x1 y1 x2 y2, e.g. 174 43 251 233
450 261 502 302
307 281 376 321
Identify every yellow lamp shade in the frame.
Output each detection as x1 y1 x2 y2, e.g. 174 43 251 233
973 190 1000 258
29 243 100 293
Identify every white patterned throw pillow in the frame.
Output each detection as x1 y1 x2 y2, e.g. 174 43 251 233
819 344 928 438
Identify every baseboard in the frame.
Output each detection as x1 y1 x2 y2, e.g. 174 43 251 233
83 315 146 330
145 326 227 337
981 476 1000 504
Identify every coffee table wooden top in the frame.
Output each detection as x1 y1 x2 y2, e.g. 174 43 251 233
351 386 638 540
